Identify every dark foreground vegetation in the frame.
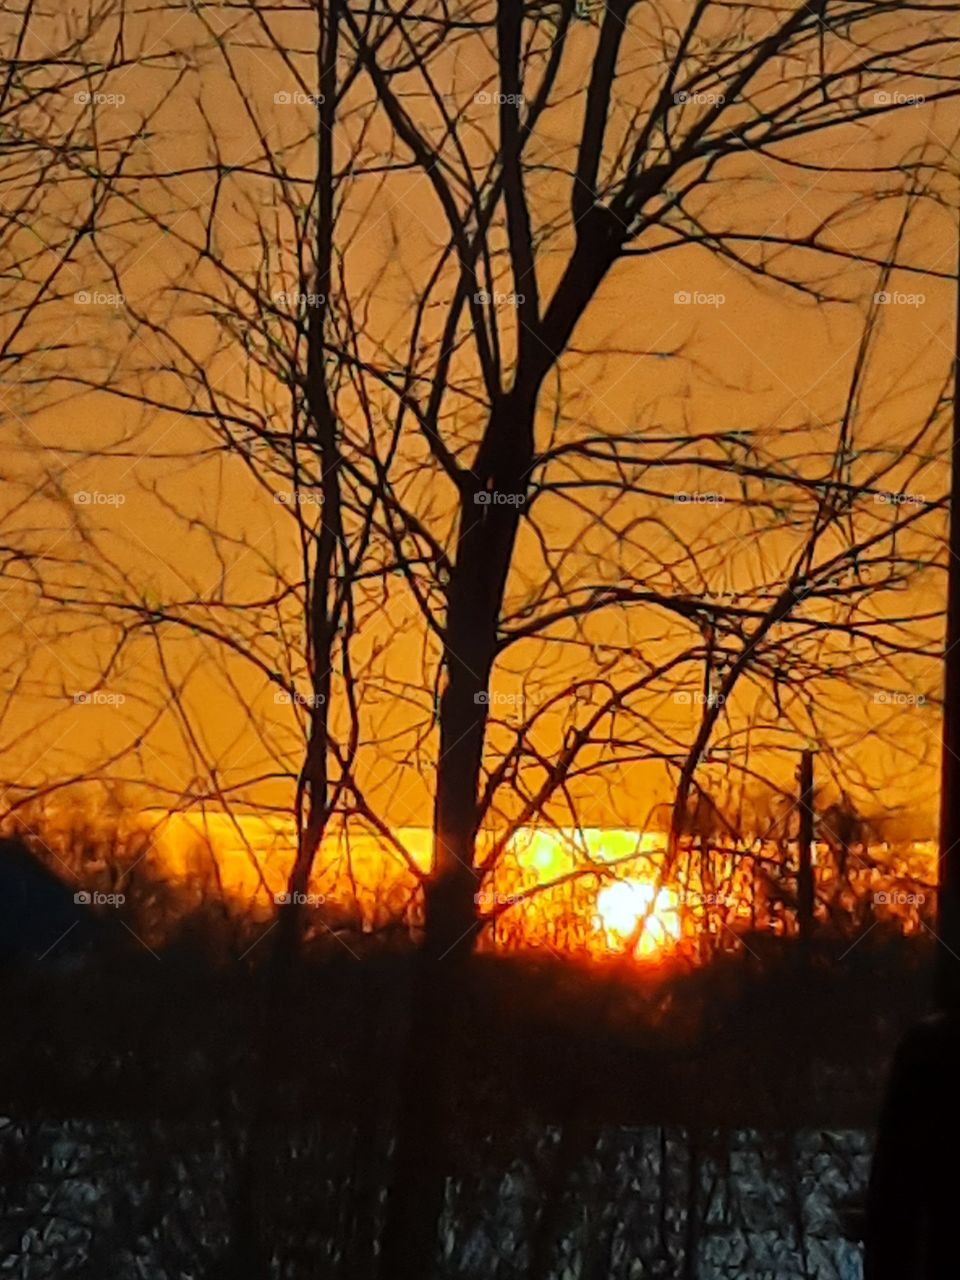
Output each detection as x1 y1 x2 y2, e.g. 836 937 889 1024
0 815 934 1278
1 933 922 1279
0 932 932 1129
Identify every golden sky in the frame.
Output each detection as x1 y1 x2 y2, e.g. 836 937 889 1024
1 1 957 836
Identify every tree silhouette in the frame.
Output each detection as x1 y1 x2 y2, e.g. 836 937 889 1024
16 2 960 1276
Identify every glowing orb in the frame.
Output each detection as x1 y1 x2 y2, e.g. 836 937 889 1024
595 879 681 957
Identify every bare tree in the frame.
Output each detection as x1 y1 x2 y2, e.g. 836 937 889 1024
21 2 960 1276
0 1 186 803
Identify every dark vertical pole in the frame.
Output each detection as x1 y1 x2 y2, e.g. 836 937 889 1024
798 750 815 947
936 218 960 1011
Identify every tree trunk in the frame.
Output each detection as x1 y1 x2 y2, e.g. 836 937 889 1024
797 750 815 950
379 394 533 1279
938 213 960 1012
378 932 469 1280
220 833 327 1280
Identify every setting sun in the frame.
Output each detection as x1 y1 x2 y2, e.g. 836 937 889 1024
595 879 682 957
0 0 954 1273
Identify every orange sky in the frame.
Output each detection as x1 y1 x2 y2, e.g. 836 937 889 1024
0 1 956 836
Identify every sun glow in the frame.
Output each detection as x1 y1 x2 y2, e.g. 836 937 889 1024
595 880 682 957
24 805 938 965
91 812 687 958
